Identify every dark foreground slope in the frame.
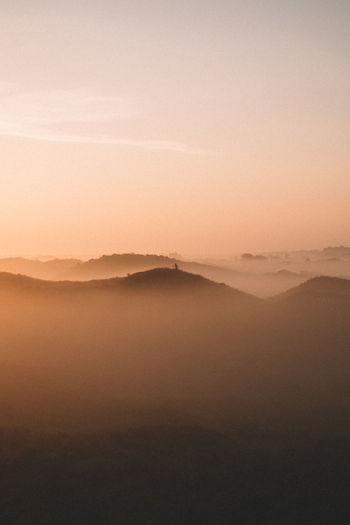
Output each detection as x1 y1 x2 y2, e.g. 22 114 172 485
0 272 349 524
1 425 349 525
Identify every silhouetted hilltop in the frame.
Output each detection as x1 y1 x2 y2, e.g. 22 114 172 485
0 253 241 288
119 268 260 304
2 253 348 297
64 253 240 283
3 269 349 305
120 267 225 290
0 268 258 305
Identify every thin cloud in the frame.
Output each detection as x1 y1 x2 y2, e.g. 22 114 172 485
0 88 211 155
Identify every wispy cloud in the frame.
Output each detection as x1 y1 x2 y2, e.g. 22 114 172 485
0 87 210 155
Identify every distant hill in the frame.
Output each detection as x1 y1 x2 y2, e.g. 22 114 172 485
63 253 240 283
61 254 316 297
273 276 350 303
237 269 310 297
65 254 175 280
2 270 349 306
0 254 240 285
0 257 80 280
0 253 348 298
323 245 350 258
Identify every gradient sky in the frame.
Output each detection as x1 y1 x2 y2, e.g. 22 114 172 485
1 0 349 257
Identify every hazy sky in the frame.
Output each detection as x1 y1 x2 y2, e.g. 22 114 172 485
1 0 349 257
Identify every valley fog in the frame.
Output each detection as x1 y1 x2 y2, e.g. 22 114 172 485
1 247 350 298
1 269 350 523
1 269 349 433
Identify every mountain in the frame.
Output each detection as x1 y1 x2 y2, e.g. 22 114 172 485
117 267 253 298
1 253 339 297
0 254 243 290
61 254 317 297
230 269 310 297
0 268 258 307
0 257 80 280
63 253 241 283
273 276 350 304
65 253 176 279
2 269 349 306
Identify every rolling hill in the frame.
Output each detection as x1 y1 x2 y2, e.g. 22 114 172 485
1 269 350 523
1 253 331 297
0 267 256 301
272 275 350 304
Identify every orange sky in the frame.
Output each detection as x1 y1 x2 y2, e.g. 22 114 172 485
1 1 349 257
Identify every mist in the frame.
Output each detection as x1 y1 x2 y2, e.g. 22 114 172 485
1 267 349 523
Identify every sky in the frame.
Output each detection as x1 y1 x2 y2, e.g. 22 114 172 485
0 0 349 257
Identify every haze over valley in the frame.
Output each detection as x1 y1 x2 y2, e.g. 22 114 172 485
1 245 350 297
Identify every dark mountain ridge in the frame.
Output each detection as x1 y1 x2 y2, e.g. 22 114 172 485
64 253 241 283
0 268 262 321
2 253 341 297
0 269 348 303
